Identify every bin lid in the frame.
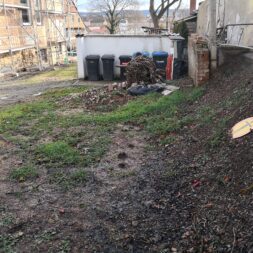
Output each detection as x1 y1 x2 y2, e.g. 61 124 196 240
86 55 100 60
119 55 132 60
133 52 142 58
152 51 168 57
102 54 115 60
142 51 150 57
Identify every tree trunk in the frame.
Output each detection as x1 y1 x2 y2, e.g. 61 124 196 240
152 16 160 29
150 7 160 29
149 0 181 30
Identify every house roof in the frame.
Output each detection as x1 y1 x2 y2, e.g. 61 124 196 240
176 13 198 23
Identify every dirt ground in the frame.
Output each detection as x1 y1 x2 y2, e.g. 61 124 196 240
0 80 109 108
1 56 253 252
0 65 108 107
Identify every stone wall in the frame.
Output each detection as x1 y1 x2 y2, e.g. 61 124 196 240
188 34 210 86
0 43 67 73
0 49 38 72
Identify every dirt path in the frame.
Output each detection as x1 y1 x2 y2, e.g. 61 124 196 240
0 80 90 107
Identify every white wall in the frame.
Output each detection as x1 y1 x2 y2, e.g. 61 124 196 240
77 35 174 79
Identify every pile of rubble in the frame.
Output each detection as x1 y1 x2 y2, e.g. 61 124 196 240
126 56 166 86
60 80 179 112
60 84 134 112
79 85 133 112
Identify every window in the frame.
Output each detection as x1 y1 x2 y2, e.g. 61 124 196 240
21 9 30 25
20 0 28 4
36 11 41 24
35 0 42 25
40 49 47 62
35 0 40 8
59 43 63 54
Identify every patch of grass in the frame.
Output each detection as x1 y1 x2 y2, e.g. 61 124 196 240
196 106 216 126
0 235 16 253
160 136 177 146
0 216 14 227
36 141 81 166
35 230 57 244
43 86 87 99
83 136 110 165
161 167 178 179
208 117 230 148
22 64 77 85
70 170 87 183
112 170 137 178
59 240 71 253
10 165 38 182
50 170 87 189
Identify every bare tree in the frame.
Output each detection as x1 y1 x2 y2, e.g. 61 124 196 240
91 0 139 34
149 0 182 29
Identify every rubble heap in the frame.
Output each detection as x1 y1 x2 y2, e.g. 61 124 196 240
126 56 163 86
60 84 134 112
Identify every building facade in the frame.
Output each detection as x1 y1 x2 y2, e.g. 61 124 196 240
0 0 85 73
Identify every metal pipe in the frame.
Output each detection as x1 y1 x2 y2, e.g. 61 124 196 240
226 23 253 27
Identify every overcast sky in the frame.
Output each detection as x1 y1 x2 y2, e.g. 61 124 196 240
77 0 203 12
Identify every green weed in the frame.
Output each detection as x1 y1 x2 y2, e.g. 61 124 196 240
10 166 38 182
196 106 216 125
112 171 137 178
50 170 87 189
0 235 16 253
59 239 71 253
208 117 230 148
36 141 81 166
0 216 14 227
70 170 87 184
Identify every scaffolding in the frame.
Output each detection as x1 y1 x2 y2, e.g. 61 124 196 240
0 0 85 72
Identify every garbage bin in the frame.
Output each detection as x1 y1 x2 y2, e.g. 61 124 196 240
133 52 143 58
142 51 150 58
119 55 132 80
102 55 115 81
133 52 150 58
85 55 100 81
152 51 169 70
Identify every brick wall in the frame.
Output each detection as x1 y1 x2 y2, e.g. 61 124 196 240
188 34 210 86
